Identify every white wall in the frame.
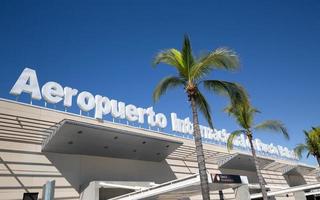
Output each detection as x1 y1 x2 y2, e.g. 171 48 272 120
45 152 176 192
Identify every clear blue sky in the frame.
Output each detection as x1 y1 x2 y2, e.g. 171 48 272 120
0 0 319 165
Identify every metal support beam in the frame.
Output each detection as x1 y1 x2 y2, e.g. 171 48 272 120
42 180 55 200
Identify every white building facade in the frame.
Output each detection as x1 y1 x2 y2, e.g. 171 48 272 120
0 68 319 200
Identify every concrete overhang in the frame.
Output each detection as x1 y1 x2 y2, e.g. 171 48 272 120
296 164 319 176
263 161 299 174
42 120 182 162
283 164 318 176
218 153 274 171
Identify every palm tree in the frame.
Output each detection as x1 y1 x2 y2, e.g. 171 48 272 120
152 35 248 200
294 127 320 166
226 102 289 200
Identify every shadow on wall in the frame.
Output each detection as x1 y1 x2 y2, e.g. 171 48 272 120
44 152 177 193
284 169 307 187
0 144 79 200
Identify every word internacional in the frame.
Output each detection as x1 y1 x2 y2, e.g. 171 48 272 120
9 68 298 160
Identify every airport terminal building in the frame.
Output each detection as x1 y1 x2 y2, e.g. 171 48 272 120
0 68 319 200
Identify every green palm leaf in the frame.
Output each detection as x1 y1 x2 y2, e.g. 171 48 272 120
191 48 239 81
153 76 185 102
224 104 249 129
294 127 320 163
227 130 245 151
224 103 259 131
194 90 213 128
306 129 320 155
303 130 310 138
203 80 248 107
153 48 187 77
294 143 308 159
311 127 320 132
254 120 289 140
181 34 194 77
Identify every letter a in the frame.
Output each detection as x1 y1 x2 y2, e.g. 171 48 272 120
10 68 42 100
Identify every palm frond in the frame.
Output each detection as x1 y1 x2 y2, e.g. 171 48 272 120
194 90 213 128
227 130 245 151
224 104 248 129
153 76 185 102
294 143 308 159
303 130 310 139
190 48 240 81
152 49 187 77
203 80 249 107
311 127 320 132
296 128 320 160
223 105 233 116
181 34 194 77
254 120 289 140
224 103 259 130
306 128 320 155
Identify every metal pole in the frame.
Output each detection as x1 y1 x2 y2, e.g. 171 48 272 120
42 180 55 200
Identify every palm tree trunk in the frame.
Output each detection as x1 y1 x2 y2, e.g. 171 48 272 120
190 95 210 200
248 134 268 200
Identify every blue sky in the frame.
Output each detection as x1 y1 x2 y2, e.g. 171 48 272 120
0 0 319 165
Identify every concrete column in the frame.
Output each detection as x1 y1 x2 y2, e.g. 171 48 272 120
234 184 250 200
42 180 55 200
80 182 99 200
293 191 306 200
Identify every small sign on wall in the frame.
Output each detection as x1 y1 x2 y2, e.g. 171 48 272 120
23 193 38 200
211 174 242 184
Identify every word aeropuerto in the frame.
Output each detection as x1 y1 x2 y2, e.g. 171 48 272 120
10 68 167 129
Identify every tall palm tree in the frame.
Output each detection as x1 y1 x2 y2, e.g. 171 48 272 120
294 127 320 166
152 35 248 200
226 102 289 200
